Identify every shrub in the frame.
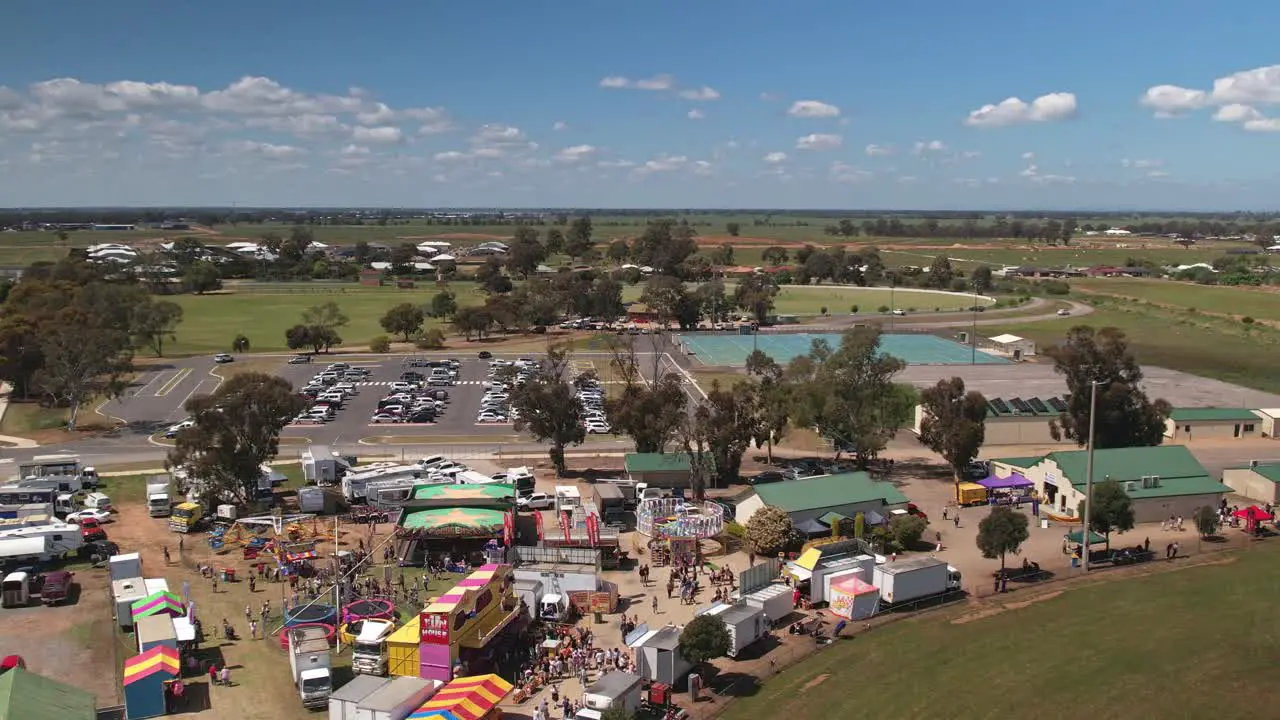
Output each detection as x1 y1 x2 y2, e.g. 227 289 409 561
415 328 447 349
232 334 250 352
369 335 392 353
819 306 828 316
877 305 890 313
723 521 746 539
1242 316 1255 325
1041 280 1071 295
850 304 859 314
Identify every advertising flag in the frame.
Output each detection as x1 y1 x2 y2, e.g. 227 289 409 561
561 510 572 543
503 509 514 547
534 509 544 541
586 513 599 547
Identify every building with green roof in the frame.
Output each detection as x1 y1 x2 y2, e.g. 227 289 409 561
1223 461 1280 505
1012 445 1230 523
1164 407 1264 442
913 395 1074 446
0 667 96 720
624 453 710 488
733 471 910 529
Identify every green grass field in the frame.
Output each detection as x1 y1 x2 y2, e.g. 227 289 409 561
1075 278 1280 321
880 245 1234 270
724 547 1280 720
167 282 490 354
988 299 1280 394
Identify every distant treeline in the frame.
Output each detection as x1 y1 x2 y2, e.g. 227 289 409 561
3 208 1280 240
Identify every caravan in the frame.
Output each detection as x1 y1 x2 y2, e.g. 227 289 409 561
342 465 425 504
15 455 99 492
0 522 84 560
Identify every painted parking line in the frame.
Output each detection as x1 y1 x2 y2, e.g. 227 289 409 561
134 370 170 396
153 368 192 397
356 381 483 387
170 378 220 419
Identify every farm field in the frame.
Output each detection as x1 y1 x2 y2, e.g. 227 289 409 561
878 244 1235 270
167 283 489 354
723 547 1280 720
987 300 1280 394
1075 278 1280 321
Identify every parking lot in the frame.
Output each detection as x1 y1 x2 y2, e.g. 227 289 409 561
276 355 525 444
102 358 229 427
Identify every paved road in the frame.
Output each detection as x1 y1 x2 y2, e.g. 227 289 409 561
100 357 228 428
761 297 1093 333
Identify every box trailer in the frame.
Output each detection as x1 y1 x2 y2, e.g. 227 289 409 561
109 552 143 582
135 614 177 654
112 576 147 628
354 676 440 720
581 671 645 714
741 583 791 625
872 557 951 605
328 675 391 720
697 603 766 658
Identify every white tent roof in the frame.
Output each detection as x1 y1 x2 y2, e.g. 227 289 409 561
433 254 456 261
988 334 1025 344
416 245 441 255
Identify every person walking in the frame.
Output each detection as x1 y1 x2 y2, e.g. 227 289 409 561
208 663 219 686
219 666 231 687
651 595 659 614
249 620 258 640
163 546 171 565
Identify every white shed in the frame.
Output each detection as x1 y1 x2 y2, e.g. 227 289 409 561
985 333 1036 359
627 625 692 686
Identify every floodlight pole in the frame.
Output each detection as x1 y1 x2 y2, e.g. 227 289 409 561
970 281 978 364
1081 380 1100 572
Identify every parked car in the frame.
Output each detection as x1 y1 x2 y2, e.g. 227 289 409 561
288 354 312 364
213 353 234 363
517 493 555 511
1057 308 1071 316
370 413 403 424
77 518 107 542
65 509 112 525
164 419 195 438
478 351 493 359
39 570 74 606
746 471 788 486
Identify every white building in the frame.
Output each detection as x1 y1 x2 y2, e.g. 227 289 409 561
1103 228 1132 236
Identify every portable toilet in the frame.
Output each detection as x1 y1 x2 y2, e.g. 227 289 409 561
387 615 423 678
122 645 180 719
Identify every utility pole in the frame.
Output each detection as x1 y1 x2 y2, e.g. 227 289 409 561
971 280 979 364
1081 380 1100 572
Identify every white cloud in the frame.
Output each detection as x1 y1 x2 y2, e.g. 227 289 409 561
763 152 788 164
434 150 470 162
470 124 529 149
246 113 347 136
1147 171 1170 179
553 121 568 131
352 125 403 144
787 100 840 118
1209 65 1280 105
1122 158 1162 169
340 144 370 156
1019 164 1038 177
0 86 25 110
693 160 713 176
759 92 779 102
1021 151 1035 160
687 109 706 120
202 76 362 115
830 162 871 184
964 92 1077 127
597 159 636 169
225 140 305 159
679 86 720 101
1243 118 1280 132
599 76 630 89
635 75 675 91
1214 104 1262 123
912 139 947 155
472 147 505 159
795 133 842 150
632 153 690 177
959 150 981 159
864 143 893 157
554 144 597 163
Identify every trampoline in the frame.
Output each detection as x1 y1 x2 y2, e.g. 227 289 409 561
343 598 395 624
676 332 1009 367
278 622 336 649
284 603 338 628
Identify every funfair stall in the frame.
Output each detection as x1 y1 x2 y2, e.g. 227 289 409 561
408 673 513 720
121 645 180 720
827 575 880 620
417 565 521 682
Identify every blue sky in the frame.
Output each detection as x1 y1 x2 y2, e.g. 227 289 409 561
3 1 1280 210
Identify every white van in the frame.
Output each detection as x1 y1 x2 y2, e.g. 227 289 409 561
83 492 113 512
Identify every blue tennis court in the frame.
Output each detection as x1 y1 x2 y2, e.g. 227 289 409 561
675 332 1010 367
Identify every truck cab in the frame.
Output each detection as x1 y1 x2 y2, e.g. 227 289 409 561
169 502 204 533
350 618 395 676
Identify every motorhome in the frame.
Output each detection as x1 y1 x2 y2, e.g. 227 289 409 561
0 486 58 508
555 486 582 514
15 455 98 491
342 465 425 503
301 445 355 486
456 470 497 485
0 522 84 558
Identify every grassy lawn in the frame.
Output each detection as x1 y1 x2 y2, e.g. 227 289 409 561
1076 278 1280 321
772 286 984 315
691 369 751 392
881 245 1231 269
0 402 68 434
723 548 1280 720
167 283 490 354
988 299 1280 394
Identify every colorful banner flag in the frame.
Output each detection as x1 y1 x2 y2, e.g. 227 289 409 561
560 510 572 543
585 513 599 547
534 509 544 541
503 509 514 547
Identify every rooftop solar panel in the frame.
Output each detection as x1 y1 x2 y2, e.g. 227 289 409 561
1028 398 1049 413
1010 398 1032 413
990 398 1010 414
1047 397 1067 412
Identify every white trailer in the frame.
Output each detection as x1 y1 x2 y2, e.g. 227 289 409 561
304 445 352 486
697 602 766 658
354 676 440 720
872 556 953 605
112 576 147 628
581 671 645 715
328 675 390 720
109 552 143 582
0 522 83 558
298 487 327 514
741 583 791 625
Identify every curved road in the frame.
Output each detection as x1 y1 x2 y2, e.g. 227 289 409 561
761 297 1093 333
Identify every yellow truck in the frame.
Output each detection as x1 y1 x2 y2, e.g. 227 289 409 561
169 502 204 532
957 482 989 507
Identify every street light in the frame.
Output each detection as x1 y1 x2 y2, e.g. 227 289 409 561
970 280 979 364
1081 380 1101 572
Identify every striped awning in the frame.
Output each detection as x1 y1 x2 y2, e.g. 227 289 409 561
408 674 513 720
130 590 184 619
122 645 180 685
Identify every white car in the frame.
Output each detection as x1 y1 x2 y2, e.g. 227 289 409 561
517 493 555 511
370 413 402 424
164 419 195 438
891 309 906 316
584 422 612 434
1056 308 1071 316
65 508 112 524
477 412 508 423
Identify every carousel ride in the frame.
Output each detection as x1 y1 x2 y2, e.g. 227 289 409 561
636 497 726 568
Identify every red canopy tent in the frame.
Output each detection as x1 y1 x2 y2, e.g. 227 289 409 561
1233 505 1274 533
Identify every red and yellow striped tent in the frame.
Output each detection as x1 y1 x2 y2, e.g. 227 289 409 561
408 673 513 720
